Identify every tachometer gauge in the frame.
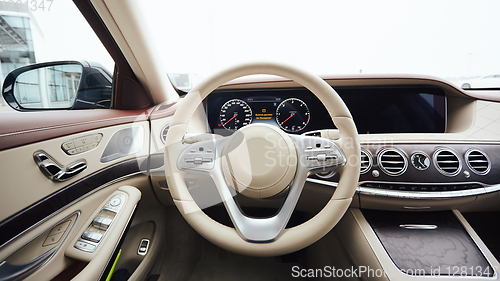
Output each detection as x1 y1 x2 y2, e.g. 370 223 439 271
276 98 310 133
219 99 252 131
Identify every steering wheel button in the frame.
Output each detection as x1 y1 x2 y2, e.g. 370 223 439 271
202 158 212 163
194 157 203 164
317 154 327 161
185 158 194 163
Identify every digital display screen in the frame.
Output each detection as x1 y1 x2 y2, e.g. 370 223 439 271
246 96 281 124
336 87 446 134
207 87 446 135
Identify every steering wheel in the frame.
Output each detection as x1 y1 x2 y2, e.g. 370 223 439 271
165 62 360 257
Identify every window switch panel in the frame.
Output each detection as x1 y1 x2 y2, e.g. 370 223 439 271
137 239 150 256
81 231 103 243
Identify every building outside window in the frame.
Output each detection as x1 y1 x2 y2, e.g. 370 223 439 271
0 3 43 107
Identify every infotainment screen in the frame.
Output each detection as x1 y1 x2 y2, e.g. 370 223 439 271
336 87 446 134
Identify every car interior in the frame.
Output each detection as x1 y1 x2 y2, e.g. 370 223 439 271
0 1 500 281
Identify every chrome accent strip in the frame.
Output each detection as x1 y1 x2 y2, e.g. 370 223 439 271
399 224 437 230
306 178 338 187
403 206 431 210
306 178 500 199
360 148 373 174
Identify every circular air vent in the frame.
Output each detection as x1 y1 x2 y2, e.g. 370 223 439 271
433 148 462 176
465 149 491 175
360 149 373 174
160 124 170 145
316 171 336 179
377 148 407 176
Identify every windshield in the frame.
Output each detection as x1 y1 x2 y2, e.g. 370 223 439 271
140 0 500 90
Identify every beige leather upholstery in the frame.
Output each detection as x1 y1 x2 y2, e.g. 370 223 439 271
165 62 360 256
221 124 297 198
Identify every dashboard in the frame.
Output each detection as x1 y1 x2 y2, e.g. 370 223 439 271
149 75 500 212
206 86 447 136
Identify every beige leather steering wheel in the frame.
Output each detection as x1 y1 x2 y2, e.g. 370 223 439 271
165 62 360 257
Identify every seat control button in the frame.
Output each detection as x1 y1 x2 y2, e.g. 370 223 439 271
43 232 64 247
62 141 75 150
48 220 71 236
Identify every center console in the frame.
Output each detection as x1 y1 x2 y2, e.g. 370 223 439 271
336 209 500 280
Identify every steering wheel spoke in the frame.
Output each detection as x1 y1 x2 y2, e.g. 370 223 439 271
177 137 221 171
210 155 309 243
290 134 347 175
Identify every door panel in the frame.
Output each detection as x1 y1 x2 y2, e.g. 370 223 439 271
0 115 155 280
0 122 150 225
0 176 147 280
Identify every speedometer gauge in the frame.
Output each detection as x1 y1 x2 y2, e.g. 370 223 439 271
276 98 310 133
219 99 252 131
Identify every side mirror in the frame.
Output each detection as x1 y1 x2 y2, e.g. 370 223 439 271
2 61 113 111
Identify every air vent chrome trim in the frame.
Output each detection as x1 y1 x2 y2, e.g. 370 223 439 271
465 149 491 175
377 148 408 176
360 148 373 174
160 124 170 145
433 148 462 177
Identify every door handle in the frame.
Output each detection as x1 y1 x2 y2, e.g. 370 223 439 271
0 247 57 281
33 151 87 182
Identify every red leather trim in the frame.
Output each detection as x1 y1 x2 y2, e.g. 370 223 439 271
0 109 151 151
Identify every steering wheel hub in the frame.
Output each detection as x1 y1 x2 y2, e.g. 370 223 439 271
221 124 297 199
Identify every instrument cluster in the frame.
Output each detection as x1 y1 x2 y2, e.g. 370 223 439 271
219 97 310 133
206 88 332 136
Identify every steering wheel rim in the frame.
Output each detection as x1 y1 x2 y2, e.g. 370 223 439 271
165 62 360 257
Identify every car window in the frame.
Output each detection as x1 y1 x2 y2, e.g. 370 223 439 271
140 0 500 91
0 1 114 112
